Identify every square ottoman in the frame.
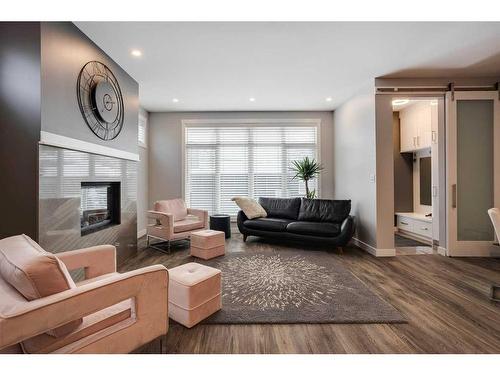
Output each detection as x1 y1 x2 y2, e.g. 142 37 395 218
168 262 221 328
190 229 225 260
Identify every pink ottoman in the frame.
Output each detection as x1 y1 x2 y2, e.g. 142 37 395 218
190 229 225 260
168 262 221 328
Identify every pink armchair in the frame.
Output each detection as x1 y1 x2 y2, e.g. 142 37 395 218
0 235 168 354
147 198 208 253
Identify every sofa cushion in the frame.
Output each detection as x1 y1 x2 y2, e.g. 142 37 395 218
0 234 82 337
154 199 188 221
173 216 204 233
298 199 351 223
258 197 301 220
231 196 267 219
286 221 341 237
244 218 292 232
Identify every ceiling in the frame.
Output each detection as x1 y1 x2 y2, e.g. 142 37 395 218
75 22 500 112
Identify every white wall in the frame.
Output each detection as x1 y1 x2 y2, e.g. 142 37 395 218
148 111 334 207
137 108 149 237
333 86 380 252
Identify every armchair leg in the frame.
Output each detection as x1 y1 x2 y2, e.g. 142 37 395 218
337 246 344 254
243 234 247 242
146 235 150 248
159 334 167 354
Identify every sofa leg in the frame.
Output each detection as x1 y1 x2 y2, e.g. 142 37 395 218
243 234 247 242
146 235 150 248
338 246 343 254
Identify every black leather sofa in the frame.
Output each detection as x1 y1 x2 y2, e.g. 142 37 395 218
237 197 355 249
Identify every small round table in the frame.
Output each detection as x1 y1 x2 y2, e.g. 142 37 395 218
209 214 231 239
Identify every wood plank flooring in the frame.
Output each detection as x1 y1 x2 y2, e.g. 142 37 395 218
119 230 500 354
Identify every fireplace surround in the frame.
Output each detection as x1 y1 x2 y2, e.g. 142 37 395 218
39 144 137 263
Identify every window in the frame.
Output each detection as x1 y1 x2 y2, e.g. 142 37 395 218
184 122 319 216
138 113 148 147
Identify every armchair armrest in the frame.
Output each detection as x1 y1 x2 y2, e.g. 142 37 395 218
187 208 208 228
147 210 174 237
0 265 169 350
56 245 116 279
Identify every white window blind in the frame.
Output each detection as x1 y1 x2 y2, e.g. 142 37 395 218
185 124 318 216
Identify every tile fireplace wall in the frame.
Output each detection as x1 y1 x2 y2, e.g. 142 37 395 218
39 144 137 264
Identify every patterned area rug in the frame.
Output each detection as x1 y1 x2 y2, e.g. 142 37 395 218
197 250 406 324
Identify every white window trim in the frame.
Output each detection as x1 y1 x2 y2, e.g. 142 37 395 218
181 118 322 208
138 113 148 148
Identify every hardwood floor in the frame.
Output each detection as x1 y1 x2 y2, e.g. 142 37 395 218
120 230 500 354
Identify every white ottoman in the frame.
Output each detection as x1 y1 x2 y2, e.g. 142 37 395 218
168 262 221 328
190 229 225 260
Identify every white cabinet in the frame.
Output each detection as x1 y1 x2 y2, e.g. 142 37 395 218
399 101 433 153
396 212 432 241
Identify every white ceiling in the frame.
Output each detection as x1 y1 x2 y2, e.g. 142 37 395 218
75 22 500 112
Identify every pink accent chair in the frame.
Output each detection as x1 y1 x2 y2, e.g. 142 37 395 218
0 235 169 354
147 198 208 253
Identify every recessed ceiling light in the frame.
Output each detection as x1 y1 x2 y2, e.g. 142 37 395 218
131 49 142 57
172 98 179 103
249 97 256 102
392 99 409 106
326 97 333 102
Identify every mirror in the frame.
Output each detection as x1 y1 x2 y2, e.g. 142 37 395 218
420 156 431 206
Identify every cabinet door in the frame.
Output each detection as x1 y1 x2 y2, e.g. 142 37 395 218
399 110 416 152
417 102 432 149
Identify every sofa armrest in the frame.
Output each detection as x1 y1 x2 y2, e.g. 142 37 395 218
56 245 116 279
0 265 168 350
236 210 249 234
187 208 208 228
337 215 356 247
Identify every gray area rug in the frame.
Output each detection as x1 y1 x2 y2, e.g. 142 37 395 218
197 250 406 324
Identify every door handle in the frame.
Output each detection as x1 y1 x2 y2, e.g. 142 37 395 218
452 184 457 208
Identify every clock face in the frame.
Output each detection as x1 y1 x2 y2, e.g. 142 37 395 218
77 61 124 141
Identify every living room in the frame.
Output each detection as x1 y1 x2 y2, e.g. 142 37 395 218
1 1 500 372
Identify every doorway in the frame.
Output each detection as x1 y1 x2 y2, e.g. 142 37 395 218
392 98 442 255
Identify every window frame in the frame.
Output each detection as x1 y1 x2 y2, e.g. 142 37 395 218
138 112 148 148
182 118 322 215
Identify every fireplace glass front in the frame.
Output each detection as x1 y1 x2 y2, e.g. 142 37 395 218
80 182 121 235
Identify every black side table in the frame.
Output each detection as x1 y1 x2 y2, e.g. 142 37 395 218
210 214 231 239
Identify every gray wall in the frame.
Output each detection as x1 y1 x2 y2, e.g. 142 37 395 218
149 111 334 207
332 86 378 248
393 112 413 213
0 23 41 240
137 108 149 235
40 22 139 154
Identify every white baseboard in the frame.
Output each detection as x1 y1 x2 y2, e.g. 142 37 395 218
437 246 448 256
351 237 396 257
137 229 147 239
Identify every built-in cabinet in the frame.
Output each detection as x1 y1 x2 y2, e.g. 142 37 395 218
396 212 432 242
399 101 435 153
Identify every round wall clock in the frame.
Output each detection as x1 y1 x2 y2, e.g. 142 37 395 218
77 61 124 141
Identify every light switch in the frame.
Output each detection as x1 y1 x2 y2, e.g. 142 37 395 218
369 173 376 183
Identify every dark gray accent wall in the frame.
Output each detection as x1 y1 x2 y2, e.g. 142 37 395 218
0 22 41 240
40 22 139 154
393 112 413 213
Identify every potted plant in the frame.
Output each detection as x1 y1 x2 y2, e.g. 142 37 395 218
290 156 323 199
